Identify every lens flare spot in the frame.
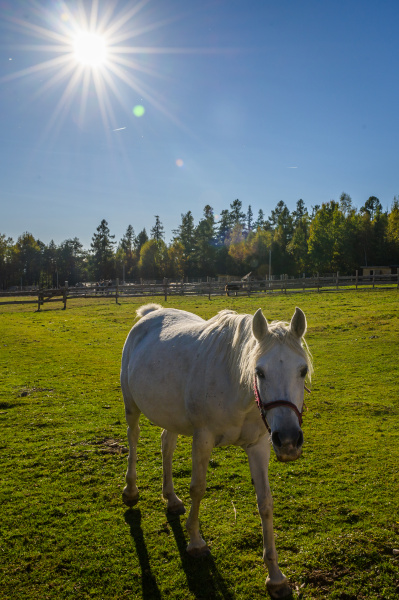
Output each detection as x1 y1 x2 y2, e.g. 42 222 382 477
176 158 184 167
133 105 145 117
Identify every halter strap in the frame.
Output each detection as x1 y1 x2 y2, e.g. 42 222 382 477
253 379 309 433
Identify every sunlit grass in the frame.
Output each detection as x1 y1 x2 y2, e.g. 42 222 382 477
0 291 398 599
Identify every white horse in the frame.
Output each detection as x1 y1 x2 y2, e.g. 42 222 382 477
120 303 312 599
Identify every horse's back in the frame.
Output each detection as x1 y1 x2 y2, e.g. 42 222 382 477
123 305 204 353
121 305 206 434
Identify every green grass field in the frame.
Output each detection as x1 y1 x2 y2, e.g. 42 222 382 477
1 290 398 600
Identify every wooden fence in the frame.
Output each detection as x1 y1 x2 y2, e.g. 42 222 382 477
1 270 398 310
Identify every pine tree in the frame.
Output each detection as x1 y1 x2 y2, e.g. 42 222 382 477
292 199 308 226
90 219 116 280
230 199 246 226
135 229 148 253
150 215 165 242
172 211 196 275
246 205 253 232
217 209 233 245
120 225 136 253
254 209 265 230
193 205 216 275
117 225 137 280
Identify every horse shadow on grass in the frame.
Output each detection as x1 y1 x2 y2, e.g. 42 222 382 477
125 509 162 599
167 512 235 600
124 509 235 600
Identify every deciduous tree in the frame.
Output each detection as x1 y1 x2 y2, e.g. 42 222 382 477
14 232 42 286
138 238 168 279
0 234 15 289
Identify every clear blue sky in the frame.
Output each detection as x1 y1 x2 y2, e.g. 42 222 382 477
1 0 399 248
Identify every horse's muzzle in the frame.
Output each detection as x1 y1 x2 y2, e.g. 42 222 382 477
271 428 303 462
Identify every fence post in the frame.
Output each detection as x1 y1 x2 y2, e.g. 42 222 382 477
63 281 68 310
356 270 358 290
164 278 168 302
336 272 339 290
372 272 375 288
208 282 211 300
317 273 320 293
116 278 119 304
397 268 399 289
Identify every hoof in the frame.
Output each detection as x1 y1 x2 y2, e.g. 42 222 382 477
122 489 139 507
167 502 186 516
266 576 292 599
186 544 211 558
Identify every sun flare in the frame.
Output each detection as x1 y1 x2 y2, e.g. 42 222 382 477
2 1 199 136
73 31 107 67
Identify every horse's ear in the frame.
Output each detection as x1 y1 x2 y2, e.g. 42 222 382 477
252 308 268 341
290 307 307 338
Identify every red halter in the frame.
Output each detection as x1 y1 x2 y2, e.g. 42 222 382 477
253 379 310 433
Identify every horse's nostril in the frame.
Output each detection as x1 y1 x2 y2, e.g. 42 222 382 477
272 430 303 449
271 431 282 448
296 430 304 448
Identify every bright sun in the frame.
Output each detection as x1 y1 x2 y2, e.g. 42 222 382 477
73 31 107 67
2 1 189 134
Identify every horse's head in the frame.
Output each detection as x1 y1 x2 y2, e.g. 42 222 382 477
252 307 311 463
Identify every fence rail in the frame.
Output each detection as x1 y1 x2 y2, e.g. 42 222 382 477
1 271 398 310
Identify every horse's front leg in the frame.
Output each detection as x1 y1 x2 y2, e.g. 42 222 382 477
245 437 292 599
186 429 214 557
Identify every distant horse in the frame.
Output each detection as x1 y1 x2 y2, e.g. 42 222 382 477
121 304 312 599
224 281 242 296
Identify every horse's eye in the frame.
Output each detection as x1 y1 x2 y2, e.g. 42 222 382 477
256 368 265 379
300 366 308 378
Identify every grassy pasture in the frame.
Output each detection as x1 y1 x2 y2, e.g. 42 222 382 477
0 291 398 600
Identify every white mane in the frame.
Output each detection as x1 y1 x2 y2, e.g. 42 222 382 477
199 309 313 390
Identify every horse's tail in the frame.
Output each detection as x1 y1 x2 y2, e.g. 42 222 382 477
136 303 163 317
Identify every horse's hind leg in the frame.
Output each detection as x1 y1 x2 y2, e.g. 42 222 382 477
186 429 214 557
122 404 141 507
161 430 185 515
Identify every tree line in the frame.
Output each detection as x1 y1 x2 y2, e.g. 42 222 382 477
1 194 399 289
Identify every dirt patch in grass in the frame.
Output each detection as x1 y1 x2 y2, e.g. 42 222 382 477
93 437 128 455
302 567 358 599
19 387 54 397
306 567 351 587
